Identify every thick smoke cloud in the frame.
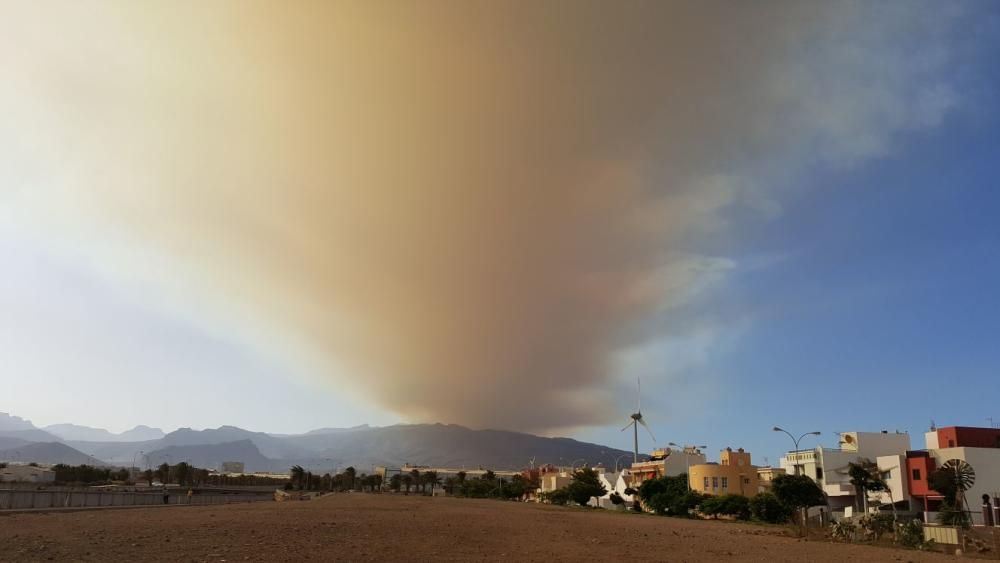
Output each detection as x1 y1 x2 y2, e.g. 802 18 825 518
0 1 968 430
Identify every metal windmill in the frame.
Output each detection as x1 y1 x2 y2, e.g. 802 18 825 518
621 378 656 463
941 458 976 516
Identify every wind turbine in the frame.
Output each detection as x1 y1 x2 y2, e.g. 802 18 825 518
621 378 655 463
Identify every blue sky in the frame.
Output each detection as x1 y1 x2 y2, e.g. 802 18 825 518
2 2 999 467
577 68 1000 461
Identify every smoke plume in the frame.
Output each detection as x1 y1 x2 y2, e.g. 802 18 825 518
0 1 967 430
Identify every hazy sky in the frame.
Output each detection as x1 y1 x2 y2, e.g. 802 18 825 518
2 1 999 459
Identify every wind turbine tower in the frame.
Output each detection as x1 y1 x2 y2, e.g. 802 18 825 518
621 378 656 463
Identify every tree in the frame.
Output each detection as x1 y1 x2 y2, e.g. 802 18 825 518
409 469 422 493
422 471 440 495
566 467 607 506
401 474 413 494
503 475 536 500
142 469 154 486
637 473 702 516
771 474 825 531
540 488 570 505
389 473 402 492
847 458 886 514
344 467 357 491
174 462 192 487
290 465 306 491
456 471 467 485
155 463 170 484
749 492 793 524
718 494 751 520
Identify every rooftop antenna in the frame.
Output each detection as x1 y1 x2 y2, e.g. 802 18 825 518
621 377 655 464
528 456 536 469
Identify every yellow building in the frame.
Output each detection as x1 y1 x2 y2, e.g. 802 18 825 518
688 447 760 497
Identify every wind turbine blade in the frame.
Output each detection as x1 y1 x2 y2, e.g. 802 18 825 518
621 421 635 432
637 377 641 412
638 417 656 442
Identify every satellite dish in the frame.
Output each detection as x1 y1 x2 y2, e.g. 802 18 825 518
843 434 855 444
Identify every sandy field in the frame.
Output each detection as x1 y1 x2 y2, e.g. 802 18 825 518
0 493 952 562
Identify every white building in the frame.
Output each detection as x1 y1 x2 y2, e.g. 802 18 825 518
589 468 634 509
779 431 911 516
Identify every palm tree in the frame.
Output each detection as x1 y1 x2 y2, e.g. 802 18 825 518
456 471 467 484
401 474 413 494
344 466 357 491
410 469 422 493
423 471 441 495
846 458 885 514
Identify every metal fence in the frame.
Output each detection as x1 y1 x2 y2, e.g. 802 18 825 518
0 489 271 510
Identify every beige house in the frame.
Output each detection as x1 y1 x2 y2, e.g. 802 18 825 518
688 448 760 497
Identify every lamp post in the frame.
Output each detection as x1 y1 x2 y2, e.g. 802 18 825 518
669 442 707 491
772 427 821 476
614 453 632 473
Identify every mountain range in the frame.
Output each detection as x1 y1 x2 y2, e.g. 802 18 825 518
44 423 165 442
0 412 638 473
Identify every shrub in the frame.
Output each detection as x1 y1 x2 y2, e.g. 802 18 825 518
718 494 751 520
699 495 725 518
609 492 625 505
540 488 570 505
896 519 936 550
831 520 857 542
858 513 894 541
749 492 792 524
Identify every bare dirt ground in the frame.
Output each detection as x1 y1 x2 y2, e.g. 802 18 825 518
0 493 952 562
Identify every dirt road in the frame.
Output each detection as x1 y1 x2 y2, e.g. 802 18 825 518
0 493 951 562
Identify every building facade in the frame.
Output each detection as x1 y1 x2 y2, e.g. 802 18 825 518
689 448 760 497
756 466 786 492
904 426 1000 525
778 431 912 515
628 447 706 487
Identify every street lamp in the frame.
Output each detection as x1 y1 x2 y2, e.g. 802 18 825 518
772 427 821 476
669 442 707 491
614 453 632 473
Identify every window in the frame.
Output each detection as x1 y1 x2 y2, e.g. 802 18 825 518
881 470 891 481
743 478 750 484
721 477 728 489
816 467 823 480
704 477 709 491
712 477 719 489
911 468 921 481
